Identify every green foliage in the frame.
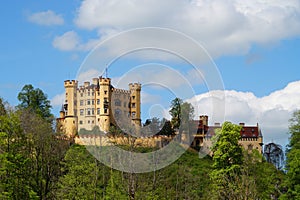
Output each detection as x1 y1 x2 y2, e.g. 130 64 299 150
0 108 70 199
169 98 195 137
17 84 53 121
211 122 243 171
169 97 183 130
143 118 174 136
281 110 300 199
210 122 245 199
0 112 39 199
57 145 106 199
0 97 6 116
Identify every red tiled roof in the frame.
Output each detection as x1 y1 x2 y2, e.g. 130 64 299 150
195 121 260 138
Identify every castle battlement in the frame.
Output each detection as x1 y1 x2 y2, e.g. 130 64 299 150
64 80 77 87
129 83 141 90
113 88 131 94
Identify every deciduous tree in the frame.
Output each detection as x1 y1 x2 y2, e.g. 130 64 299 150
280 110 300 199
17 84 52 121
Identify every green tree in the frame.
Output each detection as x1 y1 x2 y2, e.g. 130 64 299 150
169 98 183 130
17 84 52 121
0 111 39 199
210 122 244 199
158 118 174 136
211 122 243 170
57 145 106 199
280 110 300 199
0 97 6 116
169 98 195 136
18 110 70 199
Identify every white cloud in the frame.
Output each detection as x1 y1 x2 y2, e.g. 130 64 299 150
52 31 80 51
77 69 101 84
67 0 300 58
51 93 65 107
187 80 300 145
28 10 64 26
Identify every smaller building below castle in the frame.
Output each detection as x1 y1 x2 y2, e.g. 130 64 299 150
190 116 264 153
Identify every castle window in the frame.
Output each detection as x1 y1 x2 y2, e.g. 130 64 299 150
104 108 108 114
80 100 84 106
92 92 94 96
87 108 91 115
248 144 253 151
79 120 83 125
87 100 91 105
97 99 100 105
115 99 121 106
92 100 94 105
88 92 90 96
92 108 95 115
132 96 135 100
80 93 83 97
132 112 136 118
88 120 90 124
104 90 107 95
97 108 100 115
80 109 84 116
115 109 121 118
92 120 94 124
66 92 68 96
132 103 136 108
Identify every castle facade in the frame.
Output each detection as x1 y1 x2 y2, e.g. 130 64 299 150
57 76 263 154
57 77 141 136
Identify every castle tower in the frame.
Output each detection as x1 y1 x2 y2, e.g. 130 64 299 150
129 83 141 127
64 80 78 137
99 77 111 132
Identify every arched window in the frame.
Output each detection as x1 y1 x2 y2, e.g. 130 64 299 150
115 109 121 119
115 99 121 106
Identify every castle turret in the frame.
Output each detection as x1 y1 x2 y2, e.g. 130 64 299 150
99 77 111 132
59 104 65 118
129 83 141 127
64 80 78 137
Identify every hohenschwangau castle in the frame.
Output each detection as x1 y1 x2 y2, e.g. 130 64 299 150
57 76 141 136
57 76 263 153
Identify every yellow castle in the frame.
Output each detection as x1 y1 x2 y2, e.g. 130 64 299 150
57 76 141 137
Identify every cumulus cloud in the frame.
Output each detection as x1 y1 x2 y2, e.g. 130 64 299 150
52 31 80 51
28 10 64 26
62 0 300 58
51 93 65 107
187 80 300 145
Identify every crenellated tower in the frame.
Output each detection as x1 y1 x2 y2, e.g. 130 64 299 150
129 83 141 127
99 77 111 132
64 80 78 137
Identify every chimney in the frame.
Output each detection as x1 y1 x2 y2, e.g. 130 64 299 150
92 78 98 85
199 115 208 126
84 81 90 87
214 122 221 126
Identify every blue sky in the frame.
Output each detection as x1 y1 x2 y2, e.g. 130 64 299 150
1 0 300 147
